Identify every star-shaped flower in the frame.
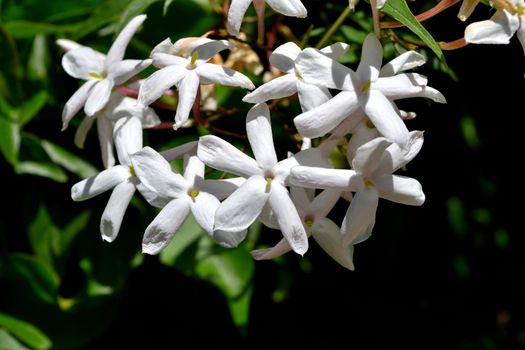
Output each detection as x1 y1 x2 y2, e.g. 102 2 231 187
293 33 445 145
61 15 151 129
138 37 255 129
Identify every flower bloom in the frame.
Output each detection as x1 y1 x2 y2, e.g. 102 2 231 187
138 37 255 129
61 15 151 129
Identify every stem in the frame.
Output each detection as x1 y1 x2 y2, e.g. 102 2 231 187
316 5 352 49
381 0 461 28
438 37 468 50
192 87 206 126
371 0 381 38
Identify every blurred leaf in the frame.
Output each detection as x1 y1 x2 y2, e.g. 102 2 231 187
4 21 76 38
160 215 203 266
0 313 51 350
228 286 252 333
15 161 68 183
381 0 444 61
18 91 47 126
0 328 31 350
447 196 468 236
0 117 20 165
164 0 176 15
28 205 61 267
27 35 49 81
453 255 470 280
115 0 160 34
60 211 91 255
0 95 16 120
1 253 60 305
494 228 509 250
460 115 480 150
41 140 98 178
72 0 132 40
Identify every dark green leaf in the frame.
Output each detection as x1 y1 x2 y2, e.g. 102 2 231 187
18 91 47 126
163 0 175 15
1 253 59 305
0 117 20 166
4 21 76 38
71 0 131 40
60 211 91 255
381 0 444 61
160 215 203 266
28 205 61 266
115 0 160 34
0 328 31 350
27 35 50 81
0 314 51 350
15 161 68 183
41 140 98 178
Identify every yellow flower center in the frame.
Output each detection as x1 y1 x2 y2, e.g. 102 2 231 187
188 188 200 200
187 51 199 69
129 165 137 177
364 179 375 188
365 118 375 129
359 79 372 93
304 215 315 227
88 72 104 79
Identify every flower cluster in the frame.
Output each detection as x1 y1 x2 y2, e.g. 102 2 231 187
59 6 450 270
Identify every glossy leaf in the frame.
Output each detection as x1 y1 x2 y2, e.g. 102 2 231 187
0 117 20 166
41 140 98 178
19 91 48 126
15 161 68 183
28 205 61 267
160 215 203 266
0 313 52 350
381 0 444 61
0 328 31 350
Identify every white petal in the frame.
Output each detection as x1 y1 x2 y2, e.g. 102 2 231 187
289 186 311 216
243 74 298 103
85 79 113 117
213 229 248 248
374 74 446 103
190 191 220 234
197 135 261 178
195 63 254 89
151 37 175 56
311 218 355 270
142 197 192 255
295 48 354 90
352 137 391 177
346 120 380 162
311 189 341 219
227 0 252 37
214 175 269 234
62 47 104 80
74 115 96 149
62 80 97 130
192 39 233 61
296 80 331 112
114 116 142 166
294 90 359 138
160 141 198 161
71 165 130 201
246 103 278 169
266 0 307 17
464 10 519 44
56 39 83 52
108 59 151 85
201 177 245 200
290 166 360 190
320 42 350 60
100 180 136 242
251 238 292 260
457 0 480 21
376 130 424 174
138 65 186 106
269 42 301 72
258 202 281 229
268 183 308 255
356 33 383 82
329 108 366 139
360 90 409 146
341 187 378 246
375 174 425 205
183 155 205 184
105 14 147 69
516 20 525 55
376 0 388 8
95 116 114 169
175 71 200 129
151 52 188 68
379 51 426 77
130 146 188 197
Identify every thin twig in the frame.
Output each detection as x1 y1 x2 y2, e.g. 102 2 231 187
316 5 352 49
381 0 461 28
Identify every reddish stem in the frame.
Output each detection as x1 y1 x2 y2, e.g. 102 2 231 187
381 0 461 28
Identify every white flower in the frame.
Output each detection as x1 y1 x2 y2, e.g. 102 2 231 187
70 107 152 242
252 187 356 270
138 37 255 129
61 15 151 129
197 103 332 255
464 0 525 55
243 42 349 112
290 132 425 246
130 147 245 254
293 33 445 145
227 0 307 38
74 91 160 168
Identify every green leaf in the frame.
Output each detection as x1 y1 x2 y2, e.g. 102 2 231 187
0 328 31 350
4 21 76 38
60 211 91 256
41 140 98 178
1 253 60 305
115 0 160 34
28 205 61 267
15 161 68 183
163 0 176 15
0 117 20 166
71 0 131 40
27 35 49 81
228 286 252 333
381 0 444 60
0 314 51 350
18 91 47 126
